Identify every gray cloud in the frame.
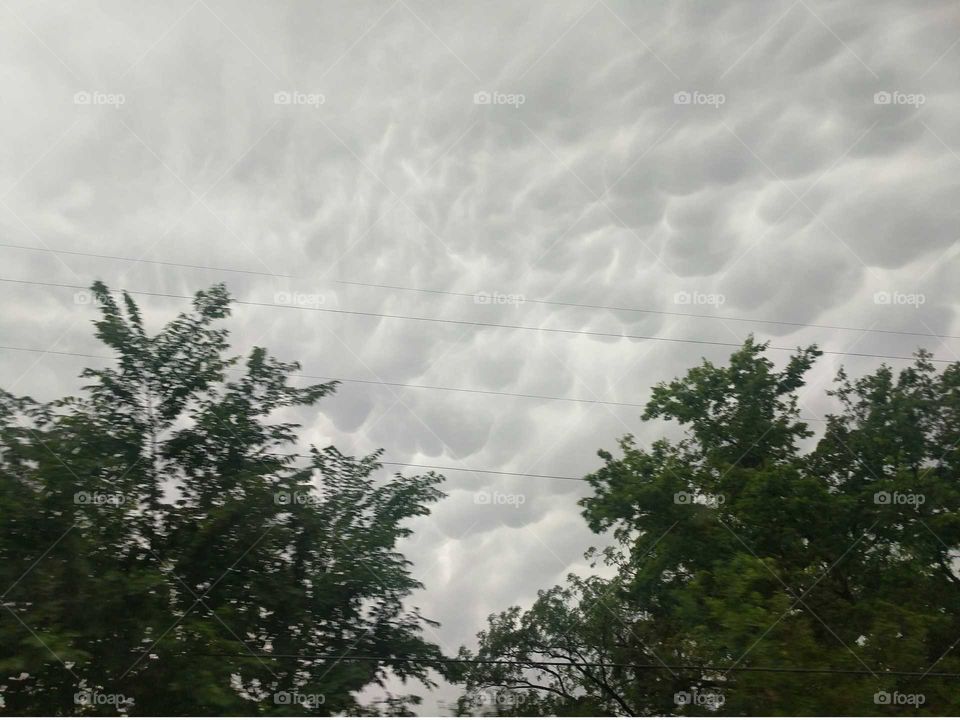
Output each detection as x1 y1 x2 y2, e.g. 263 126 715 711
2 0 959 711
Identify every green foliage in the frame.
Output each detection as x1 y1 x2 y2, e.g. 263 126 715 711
459 338 960 715
0 283 446 715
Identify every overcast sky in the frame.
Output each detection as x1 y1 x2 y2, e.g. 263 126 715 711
2 0 959 712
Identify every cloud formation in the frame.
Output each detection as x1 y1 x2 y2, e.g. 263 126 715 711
1 0 958 710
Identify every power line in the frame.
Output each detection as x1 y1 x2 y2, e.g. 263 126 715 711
0 241 290 278
0 346 108 361
288 454 584 482
191 653 960 678
0 343 828 423
291 455 584 482
4 241 954 340
0 343 642 408
335 278 960 341
289 455 583 481
0 345 586 482
295 374 832 423
293 373 646 408
0 277 952 364
381 461 580 482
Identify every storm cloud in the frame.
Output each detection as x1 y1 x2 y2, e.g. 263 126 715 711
1 0 958 711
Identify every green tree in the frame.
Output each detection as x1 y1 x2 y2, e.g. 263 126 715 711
0 282 446 715
457 338 960 715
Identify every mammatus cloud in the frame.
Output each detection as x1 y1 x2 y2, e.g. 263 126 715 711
1 0 958 711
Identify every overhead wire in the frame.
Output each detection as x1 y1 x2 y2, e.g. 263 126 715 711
0 277 952 364
2 240 953 340
190 652 960 678
0 343 829 424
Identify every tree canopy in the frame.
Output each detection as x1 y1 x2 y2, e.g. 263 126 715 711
3 285 959 716
0 282 446 715
456 338 960 715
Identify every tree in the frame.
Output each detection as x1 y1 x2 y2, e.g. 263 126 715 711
0 282 446 715
457 338 960 715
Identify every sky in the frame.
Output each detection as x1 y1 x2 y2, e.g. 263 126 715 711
1 0 959 712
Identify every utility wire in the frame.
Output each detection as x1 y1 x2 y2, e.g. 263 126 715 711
0 344 642 408
0 345 586 482
293 373 645 408
0 241 291 278
9 249 957 681
0 343 828 423
3 241 953 340
0 277 952 364
334 278 960 341
297 454 584 482
191 653 960 678
0 346 108 361
0 343 643 408
378 461 578 482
